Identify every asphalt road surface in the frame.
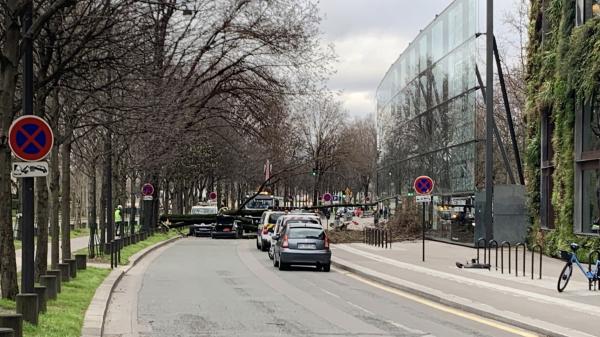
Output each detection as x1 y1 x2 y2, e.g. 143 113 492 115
110 238 537 337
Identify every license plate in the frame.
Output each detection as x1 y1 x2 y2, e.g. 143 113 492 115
223 228 230 232
298 243 316 249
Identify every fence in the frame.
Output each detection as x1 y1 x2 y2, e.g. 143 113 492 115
364 227 392 249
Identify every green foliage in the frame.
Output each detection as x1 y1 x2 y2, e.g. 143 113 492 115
526 0 600 248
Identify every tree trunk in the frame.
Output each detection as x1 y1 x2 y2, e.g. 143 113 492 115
34 176 49 282
87 162 97 258
0 0 21 300
99 166 107 253
49 143 60 269
61 141 72 260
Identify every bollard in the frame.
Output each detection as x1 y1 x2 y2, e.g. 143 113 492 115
117 239 122 265
15 293 38 325
384 230 388 249
515 242 526 277
64 258 77 279
45 270 62 293
588 250 600 290
0 328 14 337
33 286 47 314
39 275 57 300
488 240 498 270
500 241 511 274
0 313 22 337
476 237 487 264
389 229 392 249
531 244 543 280
363 228 366 244
75 254 87 270
109 241 114 269
58 263 71 282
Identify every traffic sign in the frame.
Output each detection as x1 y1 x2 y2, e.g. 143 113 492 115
8 115 53 161
209 191 217 200
143 195 153 201
416 195 432 203
323 193 332 202
141 183 154 196
413 176 434 195
12 161 48 178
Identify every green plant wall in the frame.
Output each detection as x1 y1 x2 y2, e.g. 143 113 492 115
526 0 600 260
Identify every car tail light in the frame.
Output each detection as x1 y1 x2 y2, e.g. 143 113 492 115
282 235 289 248
262 227 269 235
324 235 330 250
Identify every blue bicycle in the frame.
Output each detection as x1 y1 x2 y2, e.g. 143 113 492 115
557 243 600 292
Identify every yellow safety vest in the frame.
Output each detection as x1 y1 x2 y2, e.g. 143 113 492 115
114 209 122 222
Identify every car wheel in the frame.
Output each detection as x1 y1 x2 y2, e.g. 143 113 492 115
268 249 274 260
273 254 279 267
256 238 261 250
322 264 331 272
261 240 269 252
278 259 288 271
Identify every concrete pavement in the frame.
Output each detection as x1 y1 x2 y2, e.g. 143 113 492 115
331 241 600 337
103 238 537 337
14 235 90 272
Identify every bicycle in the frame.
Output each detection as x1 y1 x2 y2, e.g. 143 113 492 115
557 243 600 292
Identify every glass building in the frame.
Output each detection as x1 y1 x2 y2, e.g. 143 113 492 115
376 0 488 244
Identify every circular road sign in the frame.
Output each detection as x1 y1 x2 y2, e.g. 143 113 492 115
209 191 217 200
323 193 332 202
141 183 154 196
413 176 434 195
8 115 54 161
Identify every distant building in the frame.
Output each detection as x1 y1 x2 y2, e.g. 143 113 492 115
376 0 527 245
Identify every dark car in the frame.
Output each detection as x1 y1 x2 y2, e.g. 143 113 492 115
272 223 331 271
189 222 214 237
211 216 241 239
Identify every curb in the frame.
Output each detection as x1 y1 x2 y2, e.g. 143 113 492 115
331 258 569 337
80 235 182 337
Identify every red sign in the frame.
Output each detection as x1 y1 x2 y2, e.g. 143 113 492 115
413 176 434 195
323 193 332 202
8 116 53 161
141 183 154 196
209 191 217 200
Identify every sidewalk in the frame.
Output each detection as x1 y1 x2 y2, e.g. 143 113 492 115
331 241 600 337
15 235 90 271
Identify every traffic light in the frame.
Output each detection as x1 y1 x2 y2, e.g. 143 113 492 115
407 191 415 197
311 168 317 176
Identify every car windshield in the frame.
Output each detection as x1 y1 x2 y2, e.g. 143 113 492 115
246 198 273 209
268 213 283 223
288 227 325 239
191 206 217 215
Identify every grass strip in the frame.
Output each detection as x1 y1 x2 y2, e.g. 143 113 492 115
0 267 110 337
77 230 179 265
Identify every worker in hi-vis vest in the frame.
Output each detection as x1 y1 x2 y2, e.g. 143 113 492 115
114 205 123 237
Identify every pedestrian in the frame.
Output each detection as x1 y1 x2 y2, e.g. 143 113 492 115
383 206 388 220
114 205 123 237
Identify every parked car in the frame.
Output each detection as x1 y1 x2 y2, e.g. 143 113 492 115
268 214 322 259
189 222 214 237
211 216 241 239
256 211 285 251
272 222 331 271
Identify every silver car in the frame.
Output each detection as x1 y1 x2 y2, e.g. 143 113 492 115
272 223 331 272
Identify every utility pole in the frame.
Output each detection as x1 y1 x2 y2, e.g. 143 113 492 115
17 0 39 324
484 0 494 241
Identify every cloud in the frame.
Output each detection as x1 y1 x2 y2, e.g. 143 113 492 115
340 90 376 118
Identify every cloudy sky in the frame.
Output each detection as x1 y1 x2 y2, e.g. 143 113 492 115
318 0 521 118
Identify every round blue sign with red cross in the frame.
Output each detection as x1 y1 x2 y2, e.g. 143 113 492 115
142 183 154 196
323 193 332 202
413 176 434 195
8 116 53 162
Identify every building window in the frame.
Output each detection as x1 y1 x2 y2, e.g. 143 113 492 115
582 167 600 233
577 0 600 26
583 94 600 153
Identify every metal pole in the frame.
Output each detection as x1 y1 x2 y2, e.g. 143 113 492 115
21 1 34 294
484 0 494 242
422 203 425 262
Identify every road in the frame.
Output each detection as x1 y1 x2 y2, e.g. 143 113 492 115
104 238 537 337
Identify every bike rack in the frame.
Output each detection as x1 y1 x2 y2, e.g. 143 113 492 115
531 244 543 280
476 237 487 264
515 242 526 277
488 240 498 270
588 250 600 290
500 241 511 274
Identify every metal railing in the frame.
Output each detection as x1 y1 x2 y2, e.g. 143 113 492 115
474 238 543 280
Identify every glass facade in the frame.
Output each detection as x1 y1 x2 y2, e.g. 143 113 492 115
376 0 485 243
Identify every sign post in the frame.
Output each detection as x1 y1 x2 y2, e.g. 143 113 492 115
141 183 154 233
414 176 434 262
